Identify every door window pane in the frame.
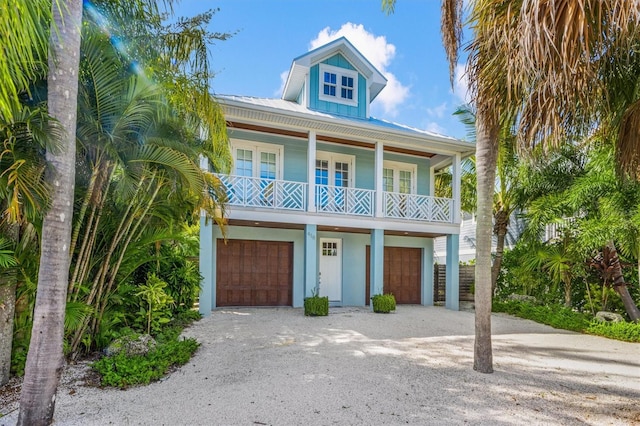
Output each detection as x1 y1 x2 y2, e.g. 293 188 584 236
315 160 329 185
260 152 276 179
399 170 412 194
383 168 394 192
236 149 253 177
334 162 349 187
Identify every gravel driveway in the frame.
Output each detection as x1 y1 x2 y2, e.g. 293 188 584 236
2 306 639 425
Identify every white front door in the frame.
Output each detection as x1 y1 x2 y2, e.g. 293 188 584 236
319 238 342 303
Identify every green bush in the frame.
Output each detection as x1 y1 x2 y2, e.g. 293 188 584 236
492 299 589 332
304 295 329 316
586 321 640 342
371 293 396 313
92 337 199 388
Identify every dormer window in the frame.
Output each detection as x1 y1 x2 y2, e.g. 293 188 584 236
319 64 358 106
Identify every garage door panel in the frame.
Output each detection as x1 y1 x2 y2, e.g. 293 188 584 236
217 239 293 307
366 246 422 304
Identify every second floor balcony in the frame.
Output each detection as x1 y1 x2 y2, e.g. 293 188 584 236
216 174 455 224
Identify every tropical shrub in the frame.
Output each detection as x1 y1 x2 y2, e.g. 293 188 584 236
135 273 175 335
371 293 396 313
304 293 329 316
92 337 199 388
492 299 590 332
586 320 640 342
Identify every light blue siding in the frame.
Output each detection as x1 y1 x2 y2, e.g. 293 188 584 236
199 216 215 316
304 225 318 297
318 231 370 306
308 53 367 118
384 152 432 196
445 234 460 311
228 128 308 182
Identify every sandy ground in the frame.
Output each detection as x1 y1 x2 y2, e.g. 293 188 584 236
1 306 639 425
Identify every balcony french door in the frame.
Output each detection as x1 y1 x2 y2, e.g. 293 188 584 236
383 162 416 217
232 142 281 206
315 153 354 214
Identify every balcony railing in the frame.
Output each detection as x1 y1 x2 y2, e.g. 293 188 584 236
316 185 374 216
216 174 454 223
384 192 453 223
217 174 307 211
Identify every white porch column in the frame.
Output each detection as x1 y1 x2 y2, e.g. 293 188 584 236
374 141 384 217
429 166 436 196
307 130 316 212
452 153 462 223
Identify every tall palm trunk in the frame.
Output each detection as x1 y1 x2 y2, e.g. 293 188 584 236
18 1 82 424
474 109 498 374
606 241 640 322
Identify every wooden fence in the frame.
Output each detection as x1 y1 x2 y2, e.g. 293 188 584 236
433 265 475 303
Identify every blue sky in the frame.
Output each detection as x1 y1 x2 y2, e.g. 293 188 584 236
175 1 470 139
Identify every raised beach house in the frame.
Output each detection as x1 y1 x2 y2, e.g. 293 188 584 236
199 37 475 315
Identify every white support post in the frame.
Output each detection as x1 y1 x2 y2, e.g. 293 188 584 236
429 165 436 197
375 141 384 217
452 153 462 223
308 130 317 212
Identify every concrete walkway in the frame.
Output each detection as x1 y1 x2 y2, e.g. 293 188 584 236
2 306 639 425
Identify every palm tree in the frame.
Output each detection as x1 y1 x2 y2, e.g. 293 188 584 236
0 0 49 123
451 106 521 292
18 0 83 424
0 104 53 386
385 0 640 372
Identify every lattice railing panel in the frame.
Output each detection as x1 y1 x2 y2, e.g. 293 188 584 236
216 174 306 211
316 185 374 216
384 192 453 223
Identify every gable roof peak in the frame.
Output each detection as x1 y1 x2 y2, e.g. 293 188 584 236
282 37 387 102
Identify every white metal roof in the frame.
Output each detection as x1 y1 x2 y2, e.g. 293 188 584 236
216 95 476 157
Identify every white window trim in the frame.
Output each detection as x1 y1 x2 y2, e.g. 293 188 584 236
318 63 358 107
316 151 356 187
383 160 417 194
231 139 284 180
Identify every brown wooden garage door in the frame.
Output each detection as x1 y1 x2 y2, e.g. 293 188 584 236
216 239 293 306
366 246 422 304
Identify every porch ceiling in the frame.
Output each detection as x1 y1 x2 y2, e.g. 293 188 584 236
217 96 475 158
225 219 447 238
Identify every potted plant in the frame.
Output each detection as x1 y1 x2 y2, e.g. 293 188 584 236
304 289 329 316
371 293 396 313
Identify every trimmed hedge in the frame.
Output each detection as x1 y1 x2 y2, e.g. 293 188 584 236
304 295 329 316
371 293 396 313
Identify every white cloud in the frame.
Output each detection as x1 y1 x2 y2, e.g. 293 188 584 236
453 62 471 105
425 121 447 135
275 70 288 97
309 23 410 117
426 102 448 119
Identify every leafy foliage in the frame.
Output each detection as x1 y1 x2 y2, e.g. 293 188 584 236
92 337 199 388
492 300 590 332
586 320 640 342
371 293 396 313
304 295 329 316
